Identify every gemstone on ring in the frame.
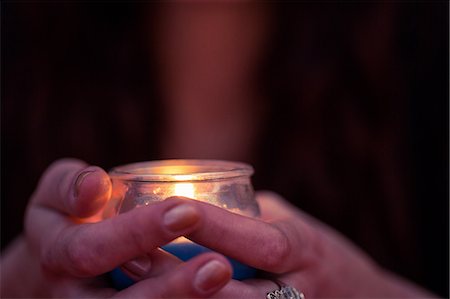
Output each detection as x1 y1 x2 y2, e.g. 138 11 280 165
266 285 305 299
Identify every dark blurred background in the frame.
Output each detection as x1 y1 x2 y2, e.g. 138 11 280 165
2 2 448 297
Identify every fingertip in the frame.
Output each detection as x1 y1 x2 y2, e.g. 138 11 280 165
255 190 284 203
116 253 232 298
121 255 152 281
164 195 194 203
171 253 232 297
193 256 232 296
73 166 111 218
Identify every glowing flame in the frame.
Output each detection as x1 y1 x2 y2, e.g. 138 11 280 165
173 183 195 198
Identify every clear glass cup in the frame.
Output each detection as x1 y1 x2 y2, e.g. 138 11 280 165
106 159 260 288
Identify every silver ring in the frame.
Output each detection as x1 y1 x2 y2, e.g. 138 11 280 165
266 280 305 299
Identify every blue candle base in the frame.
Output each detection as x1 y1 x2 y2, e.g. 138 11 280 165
110 267 135 290
163 242 257 280
110 242 256 290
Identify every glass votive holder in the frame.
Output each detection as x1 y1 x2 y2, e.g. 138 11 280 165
106 159 260 289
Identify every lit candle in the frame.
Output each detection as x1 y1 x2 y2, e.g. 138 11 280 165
173 182 195 198
106 160 259 289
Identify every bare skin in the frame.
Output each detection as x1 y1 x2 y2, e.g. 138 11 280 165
1 159 232 298
1 159 436 298
1 4 439 298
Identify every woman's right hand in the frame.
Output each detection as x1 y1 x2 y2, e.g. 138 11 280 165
1 158 232 298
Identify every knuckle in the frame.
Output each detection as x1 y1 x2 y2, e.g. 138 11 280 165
126 207 174 252
64 236 95 277
259 225 291 271
33 158 87 204
42 159 84 184
256 190 285 203
129 226 148 253
126 215 152 253
48 158 85 171
40 245 58 273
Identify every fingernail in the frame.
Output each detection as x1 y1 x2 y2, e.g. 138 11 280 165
74 170 96 198
194 260 231 293
122 256 152 277
163 204 199 232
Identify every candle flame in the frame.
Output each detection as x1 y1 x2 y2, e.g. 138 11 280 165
173 183 195 198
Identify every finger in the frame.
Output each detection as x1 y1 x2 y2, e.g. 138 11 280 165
45 274 116 298
120 248 181 281
31 158 111 218
256 191 325 230
179 277 307 299
255 191 300 220
115 253 232 298
35 198 204 277
183 196 318 274
217 277 311 299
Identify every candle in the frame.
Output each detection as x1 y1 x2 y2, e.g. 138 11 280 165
106 160 259 289
162 237 257 280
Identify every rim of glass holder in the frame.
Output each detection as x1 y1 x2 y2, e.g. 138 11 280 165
109 159 254 182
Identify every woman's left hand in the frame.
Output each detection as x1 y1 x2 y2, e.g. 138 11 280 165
173 191 435 298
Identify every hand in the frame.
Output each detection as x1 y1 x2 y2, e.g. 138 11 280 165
1 159 232 298
176 192 436 298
